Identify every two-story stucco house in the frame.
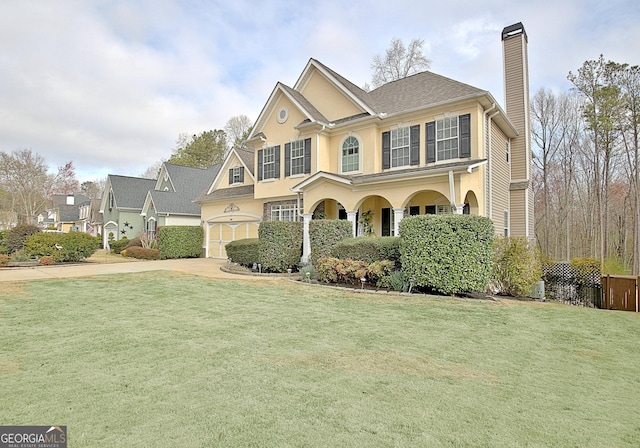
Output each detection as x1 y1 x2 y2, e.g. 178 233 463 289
197 23 533 262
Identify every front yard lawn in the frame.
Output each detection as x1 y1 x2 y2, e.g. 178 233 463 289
1 272 639 447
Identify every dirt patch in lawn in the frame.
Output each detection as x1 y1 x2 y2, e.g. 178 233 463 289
268 350 499 384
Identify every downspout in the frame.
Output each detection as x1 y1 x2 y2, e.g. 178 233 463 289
487 107 500 221
482 103 496 218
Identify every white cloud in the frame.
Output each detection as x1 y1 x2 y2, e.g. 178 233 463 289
0 0 638 182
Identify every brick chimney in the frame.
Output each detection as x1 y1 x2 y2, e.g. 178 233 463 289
502 22 533 238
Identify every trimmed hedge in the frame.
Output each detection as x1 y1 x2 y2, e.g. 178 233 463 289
331 236 401 266
309 219 352 267
25 231 100 262
225 238 260 266
258 221 303 272
158 226 203 259
122 246 160 260
399 215 494 295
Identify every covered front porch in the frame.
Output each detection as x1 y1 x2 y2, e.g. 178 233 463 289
292 162 484 264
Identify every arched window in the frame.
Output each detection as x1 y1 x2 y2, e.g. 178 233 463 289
341 136 359 173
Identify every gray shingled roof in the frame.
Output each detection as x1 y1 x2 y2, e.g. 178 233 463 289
151 163 221 214
109 175 157 210
236 148 255 176
195 185 254 203
149 190 199 215
164 163 221 198
367 71 485 115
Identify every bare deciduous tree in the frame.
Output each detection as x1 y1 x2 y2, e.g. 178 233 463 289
224 115 253 154
370 37 431 89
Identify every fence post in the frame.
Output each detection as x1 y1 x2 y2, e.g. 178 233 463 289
636 276 640 313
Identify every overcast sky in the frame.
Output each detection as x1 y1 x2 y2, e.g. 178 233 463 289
1 0 638 182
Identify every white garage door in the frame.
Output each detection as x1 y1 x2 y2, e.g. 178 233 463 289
208 222 259 259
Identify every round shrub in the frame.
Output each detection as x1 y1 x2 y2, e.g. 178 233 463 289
38 256 55 265
124 237 143 249
492 237 542 296
225 238 260 267
0 254 10 267
122 246 160 260
6 224 41 254
109 238 129 254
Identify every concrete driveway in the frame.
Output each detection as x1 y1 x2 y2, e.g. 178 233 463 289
0 258 271 282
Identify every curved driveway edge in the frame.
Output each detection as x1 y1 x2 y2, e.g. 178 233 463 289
0 258 272 282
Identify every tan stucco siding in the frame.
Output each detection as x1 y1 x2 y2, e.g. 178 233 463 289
201 197 263 224
300 71 363 121
218 153 252 189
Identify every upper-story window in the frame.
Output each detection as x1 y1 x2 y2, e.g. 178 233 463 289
290 140 304 175
426 114 471 162
260 146 278 180
229 166 244 184
341 136 359 172
391 127 410 167
284 138 311 177
437 117 459 160
382 125 420 169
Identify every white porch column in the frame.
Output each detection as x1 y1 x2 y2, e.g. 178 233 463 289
393 208 405 237
301 213 312 264
453 204 465 215
347 211 358 237
204 222 210 258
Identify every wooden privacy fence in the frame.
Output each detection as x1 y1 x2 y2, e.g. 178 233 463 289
601 275 640 312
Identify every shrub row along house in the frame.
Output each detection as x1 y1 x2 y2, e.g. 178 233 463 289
102 23 533 263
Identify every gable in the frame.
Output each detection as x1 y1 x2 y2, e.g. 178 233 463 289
296 66 367 122
155 165 175 192
205 148 256 194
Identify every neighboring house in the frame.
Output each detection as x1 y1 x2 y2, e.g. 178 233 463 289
41 194 90 232
140 163 221 239
78 198 103 238
100 163 219 248
100 175 157 247
197 22 533 262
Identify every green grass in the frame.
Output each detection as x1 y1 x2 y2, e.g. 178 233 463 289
1 273 640 447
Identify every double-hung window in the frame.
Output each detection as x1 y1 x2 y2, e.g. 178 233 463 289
382 125 420 169
262 146 276 180
437 117 459 161
290 140 304 176
391 127 410 167
426 114 470 162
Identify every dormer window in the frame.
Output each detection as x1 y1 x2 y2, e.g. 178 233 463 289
229 166 244 184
